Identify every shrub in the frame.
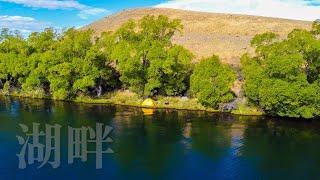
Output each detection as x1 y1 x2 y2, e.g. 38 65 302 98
191 56 236 108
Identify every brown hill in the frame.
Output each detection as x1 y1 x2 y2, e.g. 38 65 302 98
85 8 312 66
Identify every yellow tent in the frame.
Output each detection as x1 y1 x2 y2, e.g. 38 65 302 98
141 108 155 115
141 98 156 108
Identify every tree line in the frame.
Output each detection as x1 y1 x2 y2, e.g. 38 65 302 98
0 15 319 118
242 21 320 118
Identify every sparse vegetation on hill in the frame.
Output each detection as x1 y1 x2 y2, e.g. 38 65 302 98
85 8 311 65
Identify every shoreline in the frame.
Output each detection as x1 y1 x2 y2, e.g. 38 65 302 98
0 90 264 116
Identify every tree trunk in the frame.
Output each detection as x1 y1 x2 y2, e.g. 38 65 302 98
97 85 102 97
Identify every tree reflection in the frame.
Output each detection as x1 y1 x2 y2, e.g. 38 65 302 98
239 118 320 178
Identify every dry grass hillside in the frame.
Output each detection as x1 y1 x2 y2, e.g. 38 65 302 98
85 8 312 66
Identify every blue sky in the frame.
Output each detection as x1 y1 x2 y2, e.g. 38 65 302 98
0 0 319 34
0 0 166 34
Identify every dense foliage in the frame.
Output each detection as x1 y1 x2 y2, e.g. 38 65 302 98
191 56 236 108
5 15 319 119
108 15 194 96
0 28 118 100
0 15 203 101
241 21 320 118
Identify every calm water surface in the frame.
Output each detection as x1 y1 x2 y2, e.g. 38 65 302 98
0 97 320 179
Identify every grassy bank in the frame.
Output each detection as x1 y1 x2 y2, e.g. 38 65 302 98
75 91 220 112
0 90 264 116
231 102 264 116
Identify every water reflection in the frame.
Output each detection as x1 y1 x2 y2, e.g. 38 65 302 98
141 108 155 116
0 97 320 179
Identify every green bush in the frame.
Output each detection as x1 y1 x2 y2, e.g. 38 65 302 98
190 56 236 108
52 89 69 100
2 81 11 95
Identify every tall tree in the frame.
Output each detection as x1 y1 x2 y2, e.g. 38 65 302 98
191 56 236 108
111 15 193 96
241 22 320 118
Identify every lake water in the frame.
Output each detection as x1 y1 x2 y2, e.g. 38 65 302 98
0 97 320 179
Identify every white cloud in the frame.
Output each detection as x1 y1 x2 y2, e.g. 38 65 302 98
156 0 320 21
1 0 85 9
1 0 108 19
78 7 108 20
0 15 51 35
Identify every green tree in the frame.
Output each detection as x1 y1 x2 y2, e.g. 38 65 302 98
0 27 118 100
311 20 320 35
191 56 236 108
0 15 193 101
241 22 320 118
47 28 117 99
111 15 193 96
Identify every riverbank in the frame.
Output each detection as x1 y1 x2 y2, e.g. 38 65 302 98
0 90 263 116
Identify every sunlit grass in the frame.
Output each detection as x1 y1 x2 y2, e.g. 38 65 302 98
1 90 264 116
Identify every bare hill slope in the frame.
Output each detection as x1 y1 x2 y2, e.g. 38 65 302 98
85 8 312 65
